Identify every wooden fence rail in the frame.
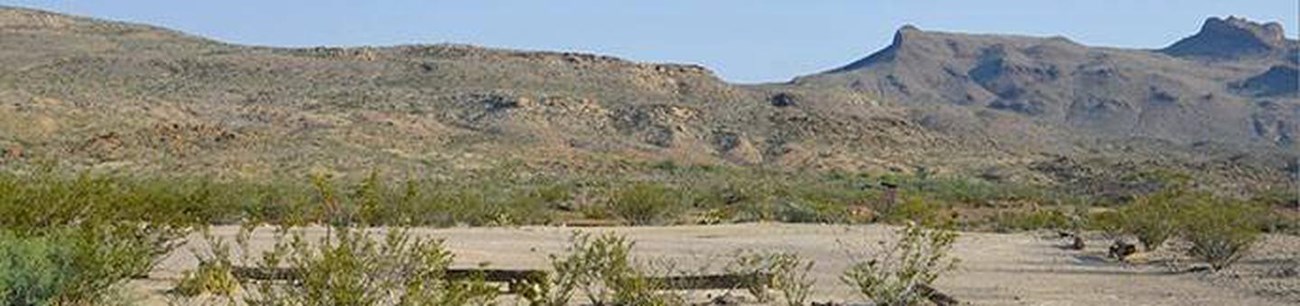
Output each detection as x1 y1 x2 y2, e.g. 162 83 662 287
231 266 770 291
229 266 957 305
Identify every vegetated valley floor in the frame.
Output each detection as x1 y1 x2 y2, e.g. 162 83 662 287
133 224 1300 305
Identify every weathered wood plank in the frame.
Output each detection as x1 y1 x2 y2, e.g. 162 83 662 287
231 267 549 283
917 283 960 306
231 266 771 291
654 273 773 290
232 266 299 281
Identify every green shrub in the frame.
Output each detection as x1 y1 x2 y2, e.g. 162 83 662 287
173 262 239 299
773 198 852 224
242 225 500 306
1117 191 1188 251
1085 210 1125 239
608 183 685 226
0 224 174 306
1181 201 1265 271
383 181 558 227
880 197 952 227
842 223 959 306
0 171 196 305
0 232 70 306
726 251 814 306
173 230 240 299
531 232 673 306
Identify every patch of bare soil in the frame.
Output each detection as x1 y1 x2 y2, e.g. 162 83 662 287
130 224 1299 305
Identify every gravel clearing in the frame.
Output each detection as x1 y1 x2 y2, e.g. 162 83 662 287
130 223 1299 305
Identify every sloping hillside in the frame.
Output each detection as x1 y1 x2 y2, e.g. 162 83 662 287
0 7 1294 191
784 17 1298 189
793 17 1297 149
0 7 959 179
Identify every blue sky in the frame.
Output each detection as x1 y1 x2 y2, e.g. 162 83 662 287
4 1 1297 83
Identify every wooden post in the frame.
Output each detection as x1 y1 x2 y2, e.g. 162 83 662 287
882 182 899 210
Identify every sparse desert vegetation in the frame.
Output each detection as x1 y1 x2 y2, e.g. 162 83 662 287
0 165 1294 305
1 4 1298 306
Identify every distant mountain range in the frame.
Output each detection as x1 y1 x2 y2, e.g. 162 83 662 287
798 16 1297 147
0 7 1295 191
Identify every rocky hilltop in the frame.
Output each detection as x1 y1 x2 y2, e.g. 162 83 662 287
0 7 1295 191
1163 16 1297 60
790 17 1298 187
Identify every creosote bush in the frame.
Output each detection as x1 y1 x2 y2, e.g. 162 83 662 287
1097 188 1268 271
842 222 959 306
0 171 196 305
1181 201 1264 271
1085 210 1125 239
528 232 675 306
173 230 239 299
608 183 686 226
1117 190 1188 251
726 250 814 306
0 231 70 306
879 196 953 228
0 225 176 306
276 226 498 305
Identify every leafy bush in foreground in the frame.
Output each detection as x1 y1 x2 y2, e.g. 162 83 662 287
726 250 814 306
0 171 194 305
173 230 239 299
0 232 69 306
526 232 674 306
242 226 499 306
0 225 173 306
842 223 959 306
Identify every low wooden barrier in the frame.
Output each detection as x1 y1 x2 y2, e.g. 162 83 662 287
230 266 961 304
231 266 771 291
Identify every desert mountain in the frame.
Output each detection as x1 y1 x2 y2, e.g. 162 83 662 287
0 7 951 179
793 17 1298 155
0 7 1294 190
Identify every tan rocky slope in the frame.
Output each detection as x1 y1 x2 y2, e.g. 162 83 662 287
0 7 1293 190
794 17 1298 150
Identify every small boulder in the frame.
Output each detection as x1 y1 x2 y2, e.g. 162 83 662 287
770 92 798 107
706 293 744 305
1108 240 1138 259
1068 236 1086 250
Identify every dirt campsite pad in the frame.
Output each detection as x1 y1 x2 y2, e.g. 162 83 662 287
131 223 1299 305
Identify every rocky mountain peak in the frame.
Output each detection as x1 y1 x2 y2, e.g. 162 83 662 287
889 25 954 52
893 25 924 42
1162 16 1291 59
1214 16 1286 43
825 25 938 72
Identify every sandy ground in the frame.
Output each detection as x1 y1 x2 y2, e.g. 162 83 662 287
130 223 1299 305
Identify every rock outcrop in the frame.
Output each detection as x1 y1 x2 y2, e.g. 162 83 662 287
1162 16 1295 60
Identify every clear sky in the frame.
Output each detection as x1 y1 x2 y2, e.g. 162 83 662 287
4 1 1297 83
